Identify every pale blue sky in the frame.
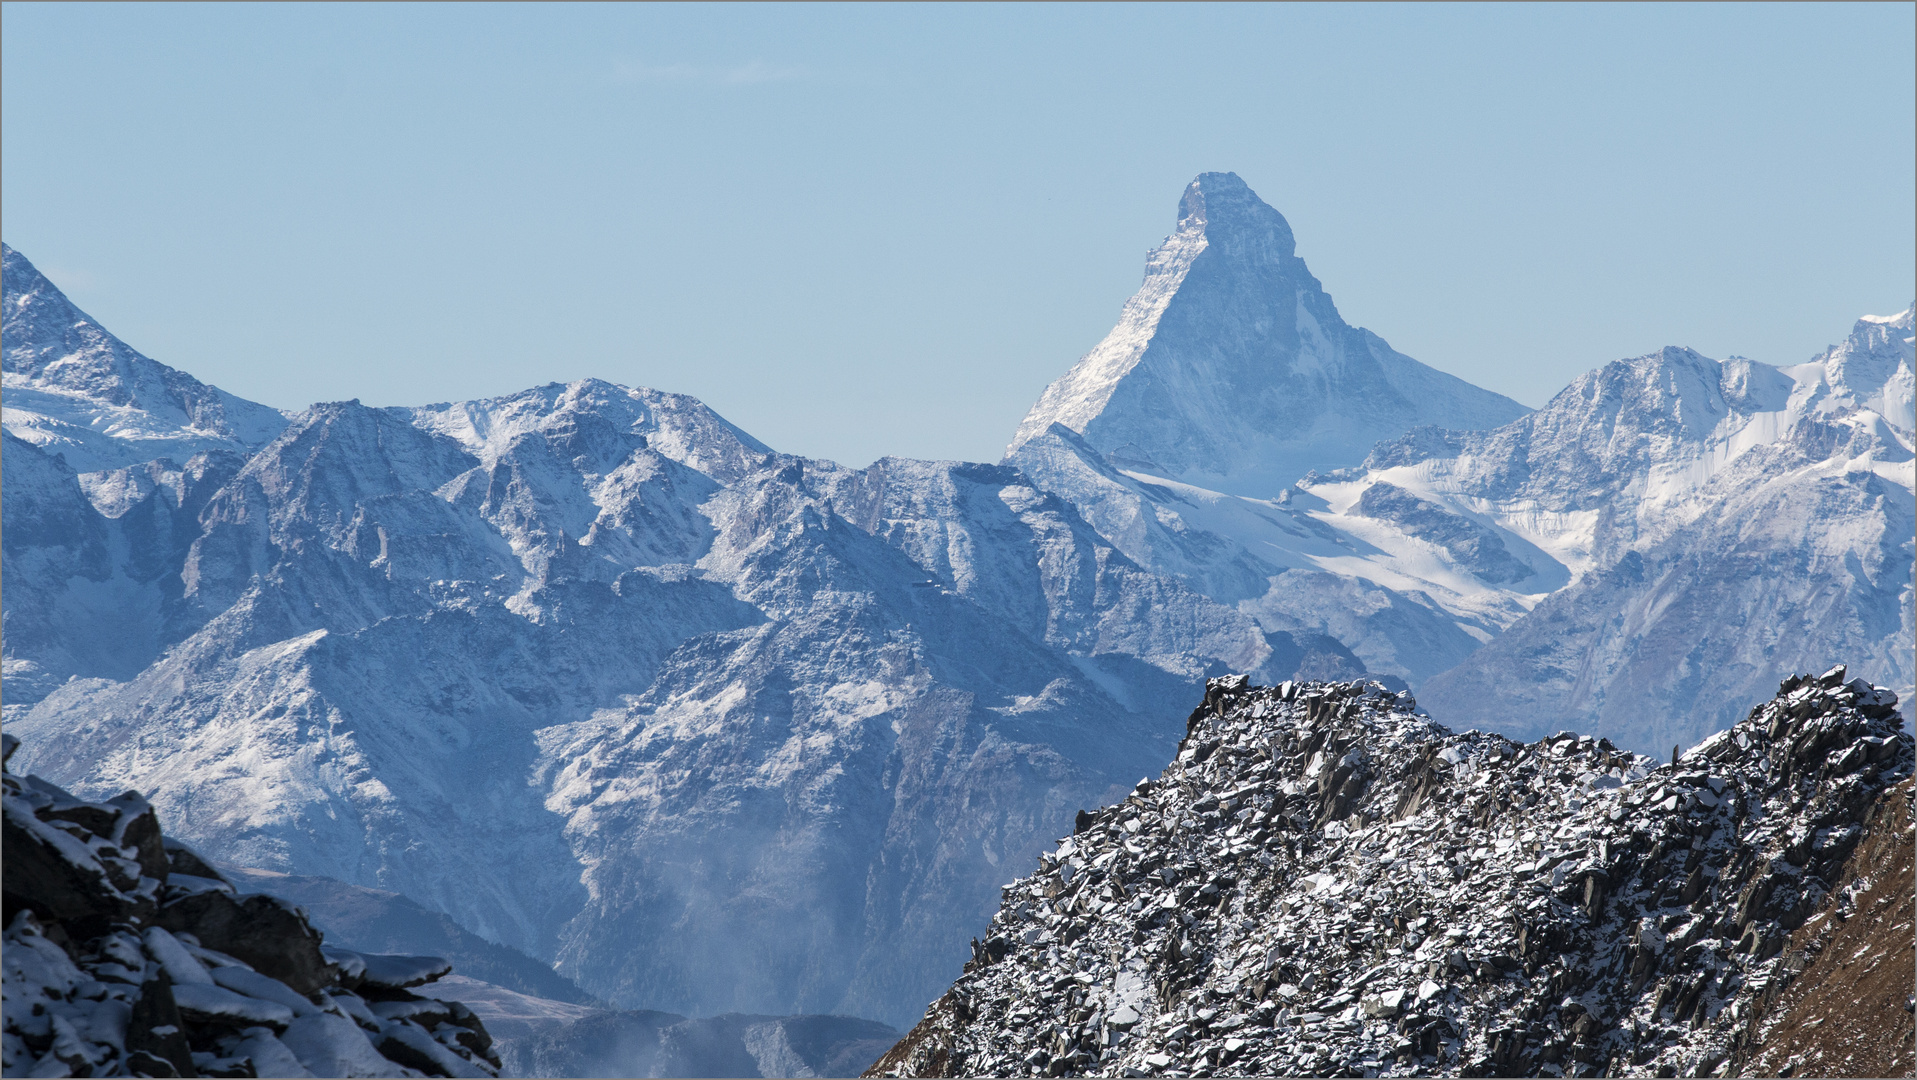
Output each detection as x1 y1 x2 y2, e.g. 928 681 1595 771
4 3 1912 466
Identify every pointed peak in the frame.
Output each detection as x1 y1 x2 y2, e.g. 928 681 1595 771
2 244 65 310
1008 172 1526 491
1176 172 1296 258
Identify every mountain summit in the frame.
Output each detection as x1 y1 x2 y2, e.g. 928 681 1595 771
1 243 288 472
1007 173 1527 495
2 244 1276 1028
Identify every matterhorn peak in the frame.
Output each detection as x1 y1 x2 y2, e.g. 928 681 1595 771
1007 174 1526 496
1174 171 1298 260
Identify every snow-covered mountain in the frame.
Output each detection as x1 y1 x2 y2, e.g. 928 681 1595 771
1008 172 1528 497
1005 204 1913 753
2 244 288 473
1000 175 1563 695
2 248 1279 1029
1397 313 1916 751
1311 318 1915 578
5 172 1908 1042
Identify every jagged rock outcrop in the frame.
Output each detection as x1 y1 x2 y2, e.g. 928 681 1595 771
871 667 1913 1077
1 735 498 1078
1732 776 1913 1078
218 868 599 1012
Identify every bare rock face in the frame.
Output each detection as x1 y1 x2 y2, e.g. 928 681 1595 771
1 734 500 1078
872 668 1913 1078
152 892 336 997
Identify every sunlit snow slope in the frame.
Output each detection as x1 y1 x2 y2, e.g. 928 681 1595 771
1 245 1280 1029
1399 313 1916 751
2 243 288 472
1011 292 1913 754
996 177 1910 756
1008 172 1529 497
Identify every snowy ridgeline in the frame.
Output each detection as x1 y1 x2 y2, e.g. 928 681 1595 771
2 169 1911 1035
1 239 1282 1026
1004 175 1915 749
1 733 500 1079
874 669 1913 1078
1009 310 1916 751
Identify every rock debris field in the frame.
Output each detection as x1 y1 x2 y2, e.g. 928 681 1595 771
2 734 499 1078
871 668 1914 1077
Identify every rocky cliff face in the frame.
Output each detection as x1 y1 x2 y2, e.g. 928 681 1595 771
871 669 1912 1078
1 734 499 1078
1008 173 1528 498
1732 776 1913 1078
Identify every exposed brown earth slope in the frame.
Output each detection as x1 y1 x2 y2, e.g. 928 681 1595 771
1735 776 1914 1078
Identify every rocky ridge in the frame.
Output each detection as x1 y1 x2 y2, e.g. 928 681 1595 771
2 734 499 1078
1732 775 1914 1078
0 244 287 474
870 667 1913 1077
2 245 1276 1027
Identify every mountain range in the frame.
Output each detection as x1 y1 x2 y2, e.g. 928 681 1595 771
3 172 1909 1033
